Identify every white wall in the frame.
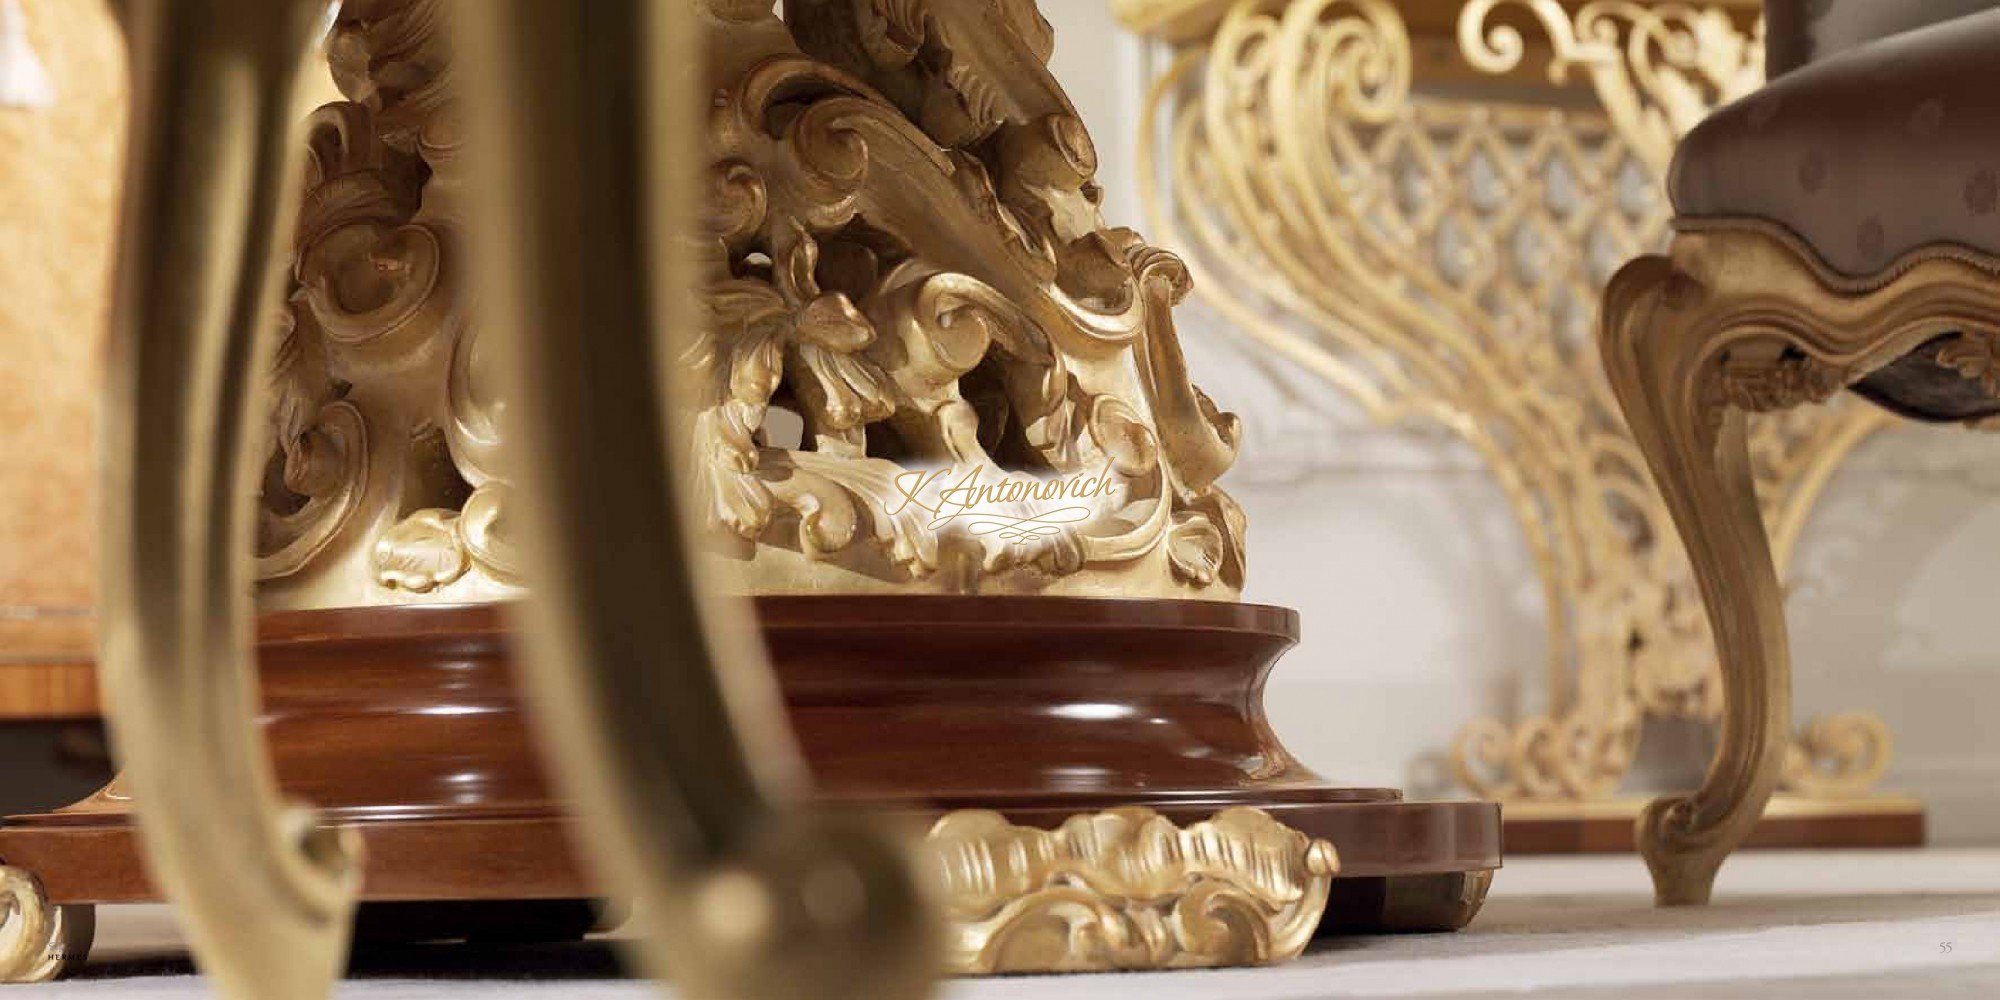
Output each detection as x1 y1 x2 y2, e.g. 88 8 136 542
1045 4 2000 844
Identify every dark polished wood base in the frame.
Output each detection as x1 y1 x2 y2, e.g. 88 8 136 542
1504 795 1926 855
0 597 1501 941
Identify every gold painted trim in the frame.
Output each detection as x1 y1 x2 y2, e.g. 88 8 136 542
265 0 1250 609
929 808 1339 975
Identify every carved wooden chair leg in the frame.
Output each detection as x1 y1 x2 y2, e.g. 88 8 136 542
1603 247 1791 906
1601 222 1996 905
449 3 937 999
97 1 362 996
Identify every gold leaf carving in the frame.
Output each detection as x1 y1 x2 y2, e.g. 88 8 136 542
1089 395 1161 477
1712 350 1848 415
372 509 468 594
258 299 369 580
1936 332 2000 395
687 1 1246 598
928 807 1338 974
1166 512 1226 587
457 482 521 584
261 0 514 608
265 0 1248 606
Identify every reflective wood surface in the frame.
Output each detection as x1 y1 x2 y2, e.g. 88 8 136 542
0 597 1499 910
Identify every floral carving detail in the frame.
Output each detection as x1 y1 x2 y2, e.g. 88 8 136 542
258 305 368 581
1936 332 2000 395
1088 395 1160 477
1712 351 1847 413
372 510 468 594
1781 711 1892 799
1459 0 1764 175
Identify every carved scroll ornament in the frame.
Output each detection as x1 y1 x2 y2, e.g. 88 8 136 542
930 807 1339 974
258 0 1248 610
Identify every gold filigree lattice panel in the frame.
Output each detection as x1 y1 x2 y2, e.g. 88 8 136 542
1128 0 1894 802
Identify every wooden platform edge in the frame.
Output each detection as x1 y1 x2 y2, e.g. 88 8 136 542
1504 795 1927 855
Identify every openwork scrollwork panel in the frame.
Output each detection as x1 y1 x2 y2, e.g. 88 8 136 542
1126 0 1893 801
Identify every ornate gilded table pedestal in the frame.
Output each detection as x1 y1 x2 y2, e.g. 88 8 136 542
1118 0 1921 857
0 0 1497 982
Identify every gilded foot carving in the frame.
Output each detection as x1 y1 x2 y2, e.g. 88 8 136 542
1601 221 2000 905
929 807 1338 974
0 868 92 983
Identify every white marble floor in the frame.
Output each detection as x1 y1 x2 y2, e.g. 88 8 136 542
19 849 2000 998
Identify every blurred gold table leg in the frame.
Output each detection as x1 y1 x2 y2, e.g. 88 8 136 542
89 1 363 997
448 2 937 998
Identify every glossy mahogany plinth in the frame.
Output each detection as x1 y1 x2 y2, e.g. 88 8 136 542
0 597 1501 932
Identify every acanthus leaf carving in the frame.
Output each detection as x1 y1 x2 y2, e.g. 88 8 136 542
371 508 468 595
264 0 1250 606
688 1 1248 597
927 807 1338 974
1937 332 2000 395
262 0 516 607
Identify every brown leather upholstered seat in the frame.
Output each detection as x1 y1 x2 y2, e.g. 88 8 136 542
1670 7 2000 278
1669 2 2000 422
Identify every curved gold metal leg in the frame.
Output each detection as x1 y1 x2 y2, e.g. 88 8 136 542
449 3 937 998
1601 222 2000 905
102 2 361 995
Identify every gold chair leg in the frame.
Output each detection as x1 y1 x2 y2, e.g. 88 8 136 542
101 1 361 996
1601 222 2000 905
1603 252 1789 905
448 3 936 999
